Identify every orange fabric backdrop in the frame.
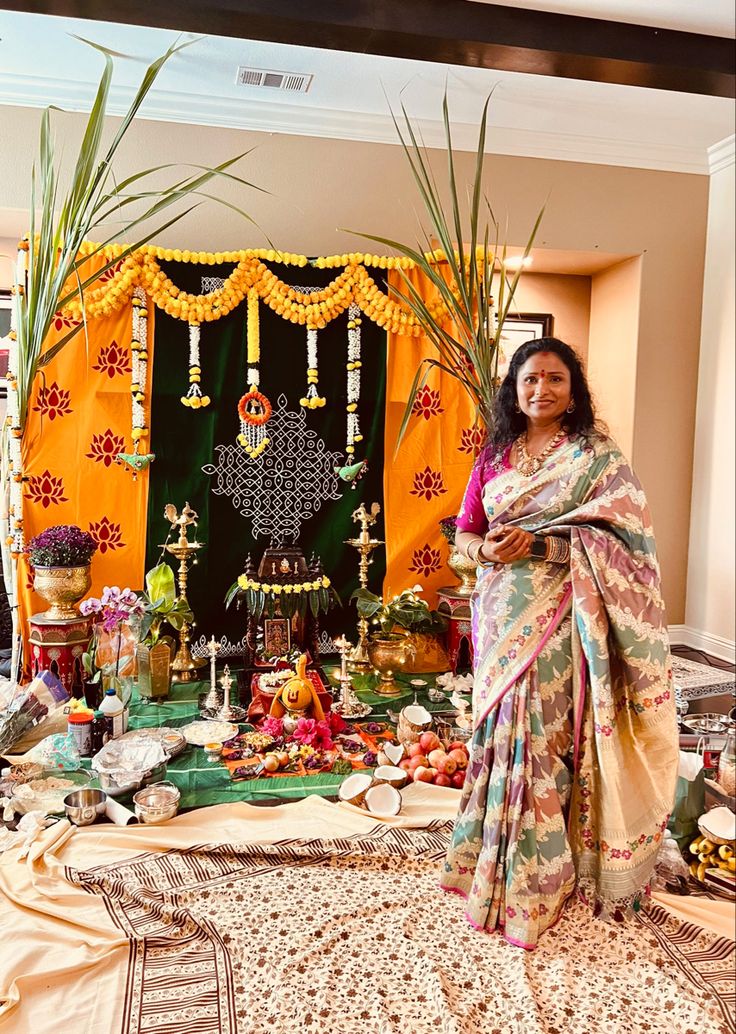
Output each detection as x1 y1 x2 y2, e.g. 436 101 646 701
383 268 481 605
18 298 154 668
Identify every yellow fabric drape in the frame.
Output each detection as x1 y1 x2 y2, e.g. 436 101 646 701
383 268 480 604
18 299 153 672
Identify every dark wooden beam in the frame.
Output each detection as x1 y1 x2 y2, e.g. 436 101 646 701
1 0 733 98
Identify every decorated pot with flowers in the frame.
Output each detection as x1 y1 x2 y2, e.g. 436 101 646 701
27 525 97 619
135 564 193 700
351 585 450 681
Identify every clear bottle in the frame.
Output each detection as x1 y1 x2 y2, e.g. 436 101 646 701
717 726 736 797
99 687 125 740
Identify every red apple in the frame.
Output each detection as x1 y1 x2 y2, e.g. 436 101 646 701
448 748 468 771
407 754 429 772
413 766 435 783
436 754 457 776
433 773 453 787
408 742 427 759
419 731 441 754
399 759 414 773
427 748 447 769
448 741 469 755
451 770 466 790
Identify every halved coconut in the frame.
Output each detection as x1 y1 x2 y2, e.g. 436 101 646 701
698 806 736 846
377 742 404 767
364 783 402 817
402 704 432 729
338 772 374 808
373 765 408 790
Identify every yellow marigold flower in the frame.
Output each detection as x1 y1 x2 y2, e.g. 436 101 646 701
271 585 282 595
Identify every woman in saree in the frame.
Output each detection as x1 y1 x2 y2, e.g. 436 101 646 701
441 337 678 950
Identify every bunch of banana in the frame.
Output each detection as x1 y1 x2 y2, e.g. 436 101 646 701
67 697 93 715
688 836 736 882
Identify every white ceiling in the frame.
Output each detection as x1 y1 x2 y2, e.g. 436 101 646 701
469 0 735 37
0 7 733 175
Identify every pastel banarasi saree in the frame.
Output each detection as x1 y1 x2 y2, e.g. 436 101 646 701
442 434 679 949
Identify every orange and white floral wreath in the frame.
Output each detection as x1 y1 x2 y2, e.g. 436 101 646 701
237 288 272 458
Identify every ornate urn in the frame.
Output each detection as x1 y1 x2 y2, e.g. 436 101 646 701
33 565 92 620
367 634 416 696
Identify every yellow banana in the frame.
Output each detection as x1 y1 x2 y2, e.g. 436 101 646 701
718 845 733 861
700 839 716 855
689 838 703 855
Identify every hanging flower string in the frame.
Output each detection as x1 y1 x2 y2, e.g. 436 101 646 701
181 323 211 408
293 285 327 409
130 289 149 448
237 288 272 458
5 245 25 553
345 302 363 458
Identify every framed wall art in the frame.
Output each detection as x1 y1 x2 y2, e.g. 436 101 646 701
498 312 554 380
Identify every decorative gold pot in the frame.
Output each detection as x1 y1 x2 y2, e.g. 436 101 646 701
137 642 172 700
33 564 91 620
367 634 416 696
399 631 451 674
447 546 477 595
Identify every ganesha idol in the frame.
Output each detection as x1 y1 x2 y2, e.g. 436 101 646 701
268 654 326 731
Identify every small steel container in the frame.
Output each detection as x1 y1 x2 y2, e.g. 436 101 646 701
64 787 108 826
133 781 180 824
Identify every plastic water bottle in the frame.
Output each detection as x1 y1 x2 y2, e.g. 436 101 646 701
99 687 125 740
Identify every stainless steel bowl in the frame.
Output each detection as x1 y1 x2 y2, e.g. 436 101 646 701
64 787 108 826
96 760 168 799
133 780 180 824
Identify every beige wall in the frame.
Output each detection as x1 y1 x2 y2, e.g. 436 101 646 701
0 238 16 290
685 159 735 648
0 104 711 621
587 257 642 458
510 272 591 359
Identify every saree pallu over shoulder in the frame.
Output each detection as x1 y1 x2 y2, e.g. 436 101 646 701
470 435 678 913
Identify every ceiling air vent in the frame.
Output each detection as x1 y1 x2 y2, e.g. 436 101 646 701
236 67 313 93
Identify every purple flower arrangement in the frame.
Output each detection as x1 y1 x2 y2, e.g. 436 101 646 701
26 525 97 567
80 586 145 632
438 515 458 546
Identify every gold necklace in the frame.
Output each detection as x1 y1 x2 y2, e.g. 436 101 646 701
515 428 566 476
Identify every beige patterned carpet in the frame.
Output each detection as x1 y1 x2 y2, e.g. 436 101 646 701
0 794 734 1034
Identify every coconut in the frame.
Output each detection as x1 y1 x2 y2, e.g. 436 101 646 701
364 783 402 817
397 704 433 746
337 772 374 808
373 765 408 789
376 742 405 767
698 806 736 846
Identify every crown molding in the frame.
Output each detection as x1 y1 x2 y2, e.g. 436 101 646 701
708 134 736 174
0 72 714 175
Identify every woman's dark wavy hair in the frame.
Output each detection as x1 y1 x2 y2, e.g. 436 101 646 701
486 337 605 457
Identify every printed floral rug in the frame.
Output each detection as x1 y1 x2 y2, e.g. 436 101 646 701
69 822 735 1034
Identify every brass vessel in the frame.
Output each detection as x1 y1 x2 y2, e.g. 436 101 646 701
33 564 91 620
447 546 477 595
137 641 172 700
367 634 415 696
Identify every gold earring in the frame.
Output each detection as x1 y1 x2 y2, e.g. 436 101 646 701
566 400 576 413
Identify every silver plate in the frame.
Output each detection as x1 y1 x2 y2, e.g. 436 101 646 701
118 727 187 758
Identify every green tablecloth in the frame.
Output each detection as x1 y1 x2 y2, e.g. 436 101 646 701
124 668 455 809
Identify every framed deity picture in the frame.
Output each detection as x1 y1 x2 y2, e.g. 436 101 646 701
263 617 291 659
0 291 11 397
497 312 554 380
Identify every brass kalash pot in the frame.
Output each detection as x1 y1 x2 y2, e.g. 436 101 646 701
367 634 416 697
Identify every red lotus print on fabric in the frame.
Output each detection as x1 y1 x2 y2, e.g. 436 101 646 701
458 425 484 455
52 312 79 333
89 517 124 554
92 339 131 378
86 428 125 468
409 543 442 578
97 260 123 283
34 382 72 421
411 386 444 421
26 470 68 508
409 466 447 501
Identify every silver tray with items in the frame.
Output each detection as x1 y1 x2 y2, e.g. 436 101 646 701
118 726 187 758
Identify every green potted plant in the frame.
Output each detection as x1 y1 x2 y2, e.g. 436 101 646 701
136 563 193 700
351 586 449 689
26 525 98 619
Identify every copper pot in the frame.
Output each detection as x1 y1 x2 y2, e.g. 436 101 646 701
33 564 91 620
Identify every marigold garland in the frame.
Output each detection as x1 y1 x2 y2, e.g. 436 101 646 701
53 242 456 335
237 574 331 594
